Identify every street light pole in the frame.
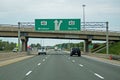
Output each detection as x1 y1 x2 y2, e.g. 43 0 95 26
82 4 86 53
18 22 21 52
82 4 86 30
106 22 109 55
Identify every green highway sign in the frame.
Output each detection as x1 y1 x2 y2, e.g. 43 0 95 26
35 19 81 31
89 44 93 49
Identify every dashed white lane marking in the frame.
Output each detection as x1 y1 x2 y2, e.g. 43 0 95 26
94 73 104 79
79 64 83 67
38 63 41 66
26 71 32 76
72 60 75 63
68 57 70 60
43 59 45 62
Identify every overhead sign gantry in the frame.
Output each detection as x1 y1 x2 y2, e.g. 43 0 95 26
35 19 81 31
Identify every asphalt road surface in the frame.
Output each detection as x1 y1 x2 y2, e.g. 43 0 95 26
0 50 120 80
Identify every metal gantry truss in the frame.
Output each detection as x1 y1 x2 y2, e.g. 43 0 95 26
18 22 35 28
81 22 109 54
18 22 107 28
81 22 108 30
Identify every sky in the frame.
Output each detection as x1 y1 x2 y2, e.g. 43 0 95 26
0 0 120 46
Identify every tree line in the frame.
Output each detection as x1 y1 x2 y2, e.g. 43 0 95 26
55 42 84 51
0 40 16 51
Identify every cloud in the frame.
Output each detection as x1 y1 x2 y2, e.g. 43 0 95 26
0 0 120 31
1 0 119 16
0 0 120 45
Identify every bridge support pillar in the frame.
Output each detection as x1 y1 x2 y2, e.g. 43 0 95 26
21 36 28 52
84 39 92 53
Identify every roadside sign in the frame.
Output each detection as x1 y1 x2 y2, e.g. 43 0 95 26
89 44 93 49
35 19 81 31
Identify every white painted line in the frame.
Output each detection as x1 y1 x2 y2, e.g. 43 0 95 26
68 57 70 60
38 63 41 66
94 73 104 79
43 59 45 62
26 71 32 76
79 64 83 67
72 60 75 63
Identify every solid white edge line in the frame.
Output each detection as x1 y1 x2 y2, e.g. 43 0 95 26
79 64 83 67
38 63 41 66
94 73 104 79
26 71 32 76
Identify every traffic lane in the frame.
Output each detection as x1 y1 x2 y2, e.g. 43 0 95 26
0 54 49 80
24 54 101 80
66 54 120 80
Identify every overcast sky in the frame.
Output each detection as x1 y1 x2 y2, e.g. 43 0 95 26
0 0 120 46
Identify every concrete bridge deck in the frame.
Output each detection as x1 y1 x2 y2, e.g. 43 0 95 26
0 25 120 52
0 26 120 41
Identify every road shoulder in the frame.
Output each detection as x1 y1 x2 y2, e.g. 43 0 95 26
64 51 120 67
83 55 120 67
0 55 34 67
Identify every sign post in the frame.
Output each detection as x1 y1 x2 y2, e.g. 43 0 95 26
35 19 81 31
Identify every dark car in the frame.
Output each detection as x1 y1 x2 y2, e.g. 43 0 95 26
70 48 81 57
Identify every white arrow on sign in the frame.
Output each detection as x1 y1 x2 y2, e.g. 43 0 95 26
54 20 62 30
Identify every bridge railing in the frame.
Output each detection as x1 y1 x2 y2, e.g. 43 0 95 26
0 24 34 32
0 24 34 28
0 24 120 34
0 24 18 27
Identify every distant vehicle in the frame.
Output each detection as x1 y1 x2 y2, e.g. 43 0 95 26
12 48 18 52
58 48 61 51
70 48 81 57
38 47 47 55
54 46 58 51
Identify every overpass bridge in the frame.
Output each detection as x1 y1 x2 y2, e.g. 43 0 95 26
0 25 120 52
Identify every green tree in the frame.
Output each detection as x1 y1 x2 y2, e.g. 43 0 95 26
36 43 41 48
0 40 16 51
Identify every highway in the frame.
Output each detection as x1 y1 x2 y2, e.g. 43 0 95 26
0 50 120 80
